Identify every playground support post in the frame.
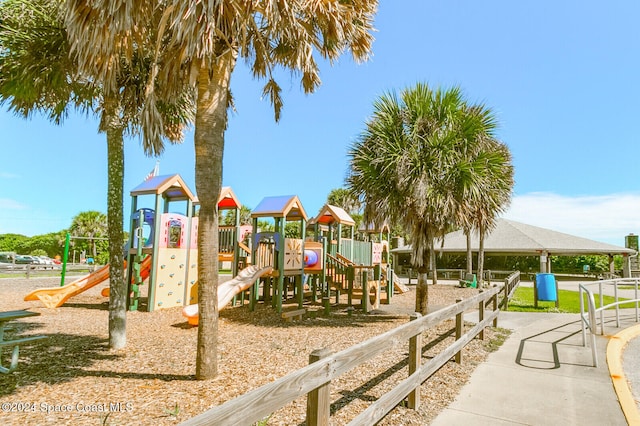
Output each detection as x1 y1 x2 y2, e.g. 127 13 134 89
361 268 370 313
129 222 144 312
60 233 70 287
276 217 285 313
321 237 330 315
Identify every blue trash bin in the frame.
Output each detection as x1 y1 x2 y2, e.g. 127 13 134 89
535 273 557 301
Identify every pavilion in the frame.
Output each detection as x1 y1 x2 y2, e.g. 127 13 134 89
390 219 637 276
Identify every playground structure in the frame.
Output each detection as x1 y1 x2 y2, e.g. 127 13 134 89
125 175 261 313
312 207 403 312
249 195 311 313
126 174 197 312
24 172 402 318
247 198 401 314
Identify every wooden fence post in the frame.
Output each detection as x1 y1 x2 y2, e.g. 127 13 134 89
408 313 422 409
493 289 499 327
455 298 463 363
504 278 509 310
307 348 333 426
478 290 485 340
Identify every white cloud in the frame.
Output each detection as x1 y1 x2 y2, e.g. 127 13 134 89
0 198 26 210
502 192 640 246
0 172 19 179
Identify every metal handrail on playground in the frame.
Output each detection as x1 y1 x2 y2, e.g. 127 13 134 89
579 278 640 367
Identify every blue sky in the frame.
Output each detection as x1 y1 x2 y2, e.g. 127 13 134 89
1 0 639 246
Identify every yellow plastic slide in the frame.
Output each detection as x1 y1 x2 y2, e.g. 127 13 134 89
182 265 273 326
24 257 152 309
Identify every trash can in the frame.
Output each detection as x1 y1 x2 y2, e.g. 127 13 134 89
535 273 559 308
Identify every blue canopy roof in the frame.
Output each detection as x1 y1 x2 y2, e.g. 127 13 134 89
251 195 307 221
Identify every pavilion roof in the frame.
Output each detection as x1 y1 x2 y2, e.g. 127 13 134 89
391 219 636 256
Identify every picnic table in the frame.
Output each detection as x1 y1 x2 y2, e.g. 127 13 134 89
0 310 47 374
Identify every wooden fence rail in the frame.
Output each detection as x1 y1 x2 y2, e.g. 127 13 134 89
181 279 518 426
0 264 96 279
501 271 521 311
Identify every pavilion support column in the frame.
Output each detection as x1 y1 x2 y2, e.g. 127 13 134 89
609 254 615 278
623 254 631 278
539 251 548 273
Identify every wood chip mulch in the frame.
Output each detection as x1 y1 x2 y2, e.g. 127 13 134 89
0 276 509 425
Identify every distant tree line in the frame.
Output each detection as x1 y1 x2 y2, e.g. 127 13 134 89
0 210 112 264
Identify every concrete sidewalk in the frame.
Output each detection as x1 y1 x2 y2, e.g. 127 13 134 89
430 310 631 425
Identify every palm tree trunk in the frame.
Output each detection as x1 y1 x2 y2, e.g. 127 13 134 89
194 51 236 380
415 249 430 315
430 245 438 285
478 224 486 288
104 104 126 350
465 229 473 274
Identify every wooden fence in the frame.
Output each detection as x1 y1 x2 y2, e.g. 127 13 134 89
180 272 520 426
0 264 95 279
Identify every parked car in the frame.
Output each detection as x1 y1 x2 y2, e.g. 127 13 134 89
37 256 59 269
26 255 42 264
15 255 34 264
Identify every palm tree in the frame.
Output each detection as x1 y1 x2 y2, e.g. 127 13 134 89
348 83 514 313
348 84 471 314
63 0 378 379
326 187 363 231
238 206 252 226
327 188 362 215
70 211 107 260
0 0 193 350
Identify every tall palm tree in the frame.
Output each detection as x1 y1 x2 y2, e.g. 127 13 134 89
348 83 471 314
63 0 378 379
0 0 193 350
348 83 514 312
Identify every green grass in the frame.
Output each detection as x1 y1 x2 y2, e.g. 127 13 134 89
0 271 62 278
507 286 638 313
485 327 511 352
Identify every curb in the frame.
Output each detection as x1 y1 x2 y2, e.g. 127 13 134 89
607 324 640 425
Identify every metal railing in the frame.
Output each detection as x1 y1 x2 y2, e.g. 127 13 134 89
579 278 640 367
